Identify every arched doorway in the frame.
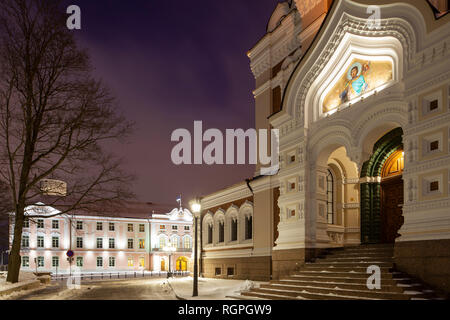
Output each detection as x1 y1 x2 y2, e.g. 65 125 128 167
360 127 404 243
380 150 404 243
176 256 188 271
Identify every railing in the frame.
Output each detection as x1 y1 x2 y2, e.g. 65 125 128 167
51 270 190 281
151 248 192 253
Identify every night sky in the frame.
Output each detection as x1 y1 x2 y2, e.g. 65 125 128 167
67 0 281 207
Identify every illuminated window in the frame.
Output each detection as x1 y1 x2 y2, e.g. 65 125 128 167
160 225 165 230
22 256 29 267
37 236 44 248
97 238 103 249
96 257 103 267
139 257 145 268
327 169 334 224
52 236 59 248
76 237 83 248
159 237 166 249
109 257 116 267
139 239 145 249
76 257 83 267
184 236 191 249
127 224 134 232
127 257 134 267
128 238 133 249
290 209 296 217
52 220 59 229
52 256 59 267
109 238 115 249
170 237 178 248
139 224 145 232
97 222 103 231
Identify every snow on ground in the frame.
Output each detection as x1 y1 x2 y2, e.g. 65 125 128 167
0 271 43 299
0 271 37 288
167 277 263 300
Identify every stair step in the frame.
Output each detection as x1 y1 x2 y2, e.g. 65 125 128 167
270 279 406 293
294 270 394 278
237 244 441 300
259 284 418 299
226 294 267 300
240 291 296 300
318 256 394 262
285 274 403 284
248 288 381 300
305 262 394 269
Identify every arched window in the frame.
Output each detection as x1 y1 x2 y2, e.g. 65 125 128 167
327 169 334 224
245 216 252 240
207 224 213 244
218 221 224 243
231 218 238 241
159 235 166 249
183 236 191 249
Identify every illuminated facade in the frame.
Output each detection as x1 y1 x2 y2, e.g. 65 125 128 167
197 0 450 293
9 203 193 273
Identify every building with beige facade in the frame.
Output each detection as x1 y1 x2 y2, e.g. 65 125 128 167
196 0 450 294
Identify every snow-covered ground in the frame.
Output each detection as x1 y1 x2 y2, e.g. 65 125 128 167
2 275 262 300
0 271 43 299
166 277 262 300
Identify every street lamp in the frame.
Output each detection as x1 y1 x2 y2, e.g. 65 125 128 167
189 198 201 297
163 242 176 278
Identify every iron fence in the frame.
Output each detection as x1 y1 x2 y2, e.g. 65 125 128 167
51 270 190 281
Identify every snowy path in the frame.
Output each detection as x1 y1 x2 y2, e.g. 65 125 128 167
5 276 260 300
10 278 177 300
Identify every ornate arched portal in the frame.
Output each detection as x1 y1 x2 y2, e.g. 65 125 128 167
360 128 404 244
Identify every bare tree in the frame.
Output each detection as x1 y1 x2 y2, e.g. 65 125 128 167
0 0 134 283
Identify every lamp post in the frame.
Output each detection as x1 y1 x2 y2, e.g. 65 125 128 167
189 198 201 297
163 243 176 278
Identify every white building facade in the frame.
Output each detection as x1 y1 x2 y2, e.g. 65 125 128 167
198 0 450 292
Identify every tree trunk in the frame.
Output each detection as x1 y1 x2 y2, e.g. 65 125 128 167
6 204 25 283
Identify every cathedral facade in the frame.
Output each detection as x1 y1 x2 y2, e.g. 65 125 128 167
197 0 450 293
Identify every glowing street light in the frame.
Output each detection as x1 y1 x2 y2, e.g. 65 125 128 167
163 242 176 278
189 197 202 297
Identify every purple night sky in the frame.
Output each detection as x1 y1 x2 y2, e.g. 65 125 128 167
68 0 280 206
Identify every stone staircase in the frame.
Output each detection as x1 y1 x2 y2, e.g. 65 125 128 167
229 244 447 300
